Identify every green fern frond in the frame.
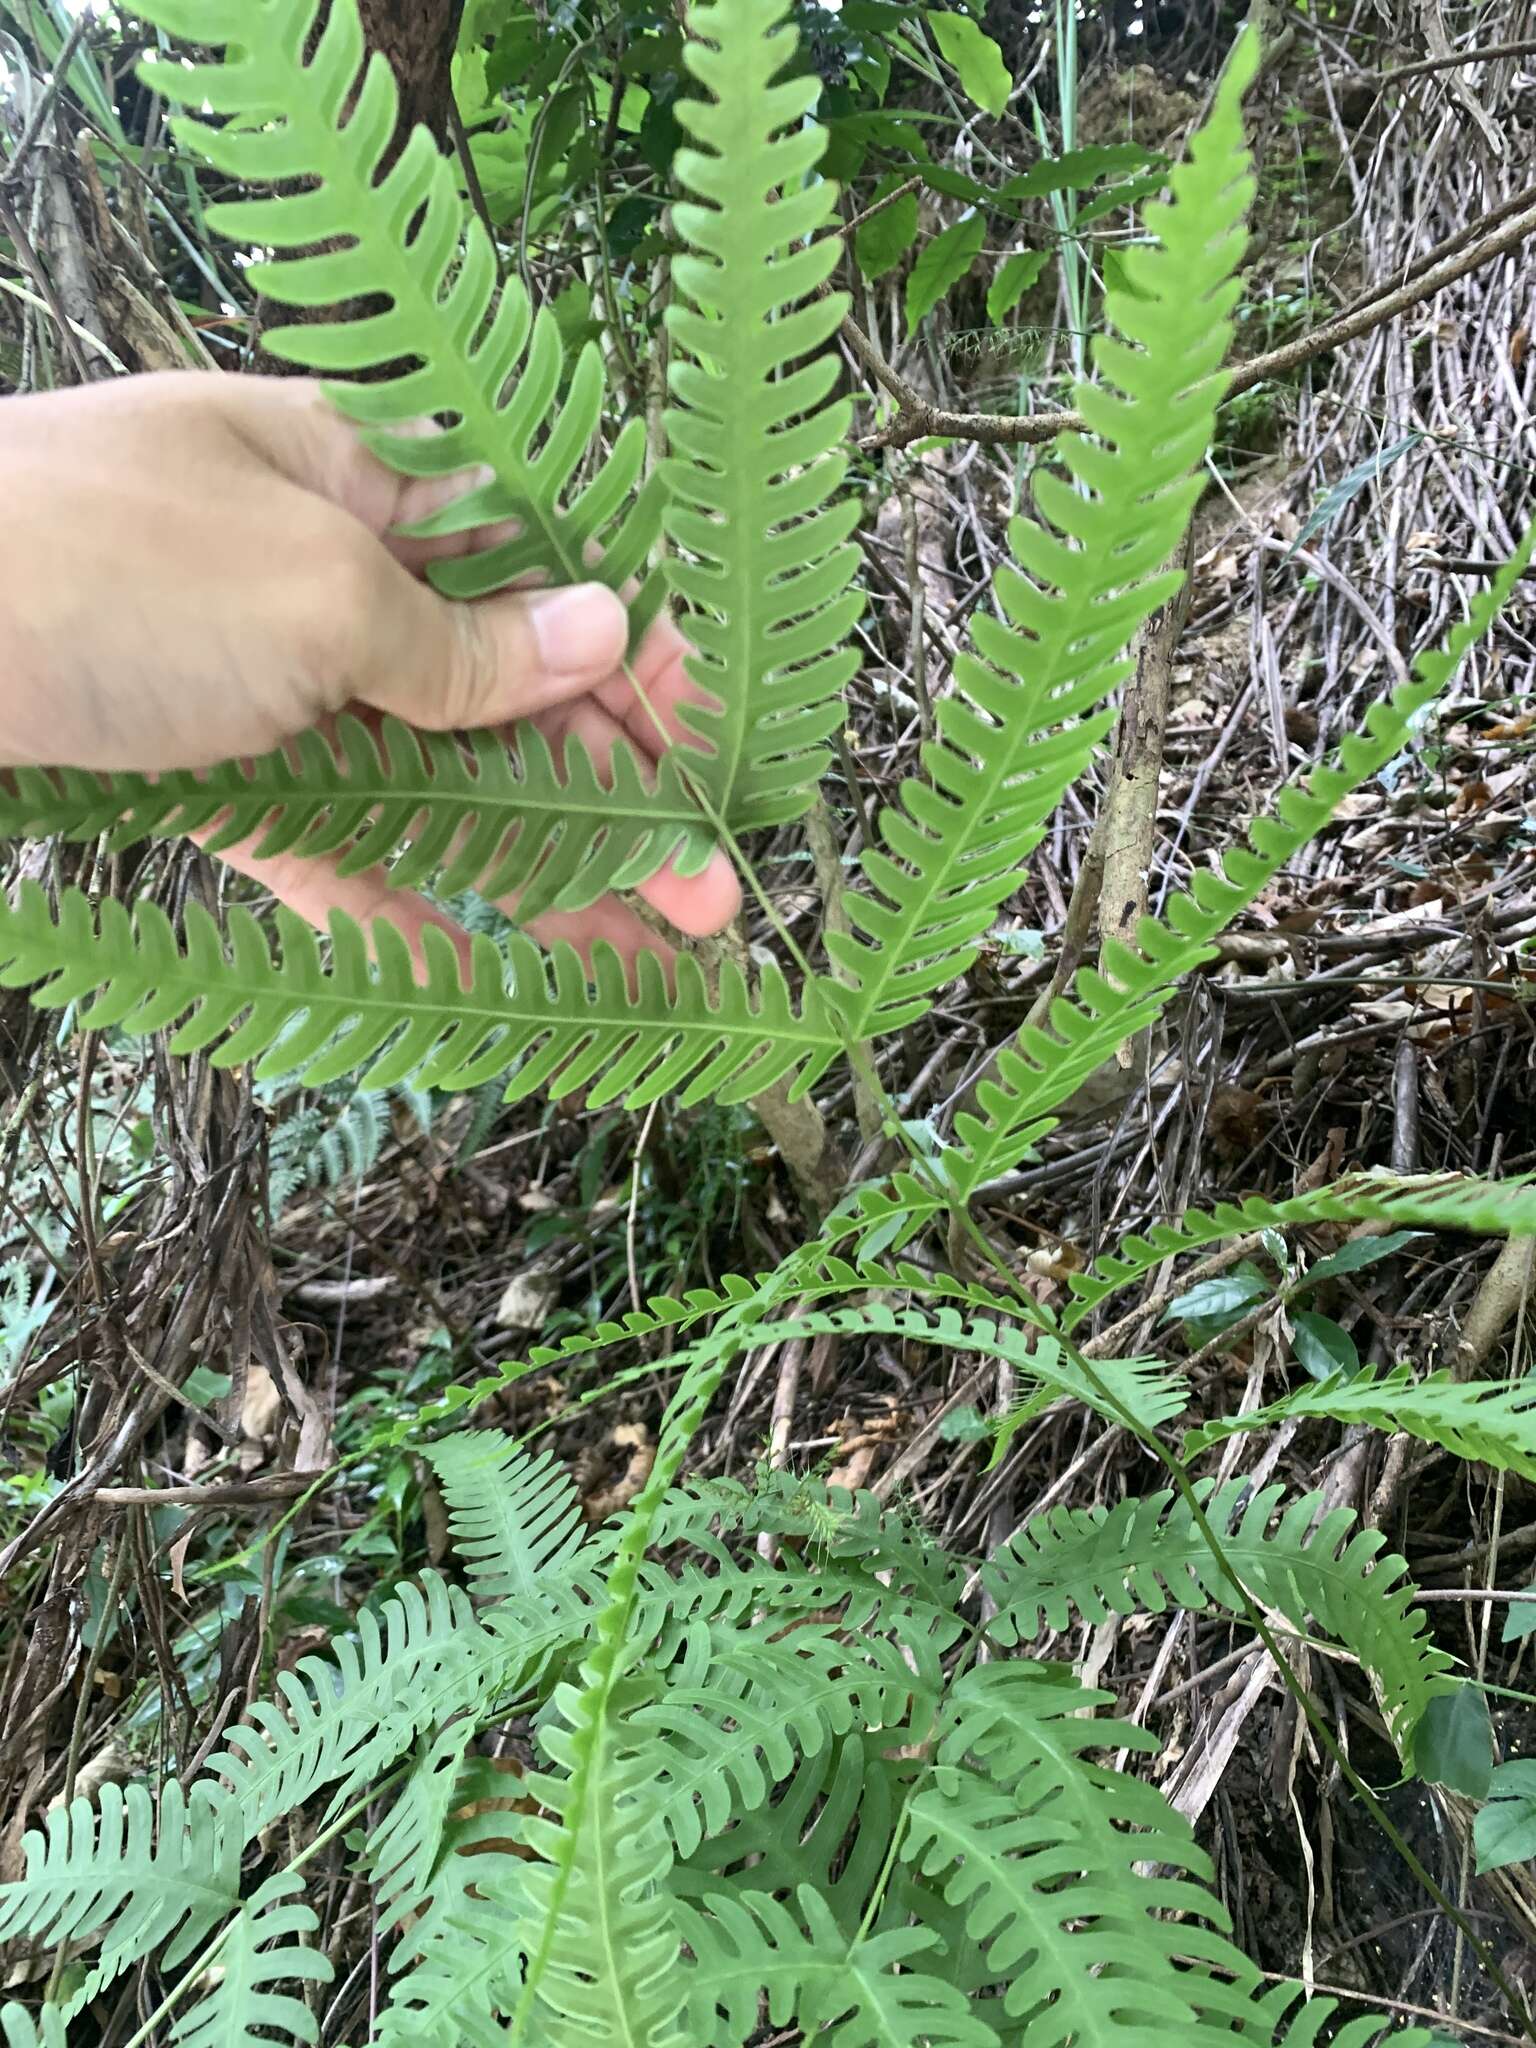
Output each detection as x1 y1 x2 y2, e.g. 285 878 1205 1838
981 1480 1454 1752
952 544 1534 1200
649 1466 971 1610
198 1574 500 1833
0 719 714 925
0 2006 68 2048
1184 1365 1536 1477
739 1304 1186 1434
368 1721 480 1933
662 0 861 828
518 1675 686 2047
0 1781 238 1997
1064 1169 1536 1332
641 1629 934 1858
1248 1989 1436 2048
673 1731 980 1971
172 1875 330 2048
376 1813 535 2048
134 0 664 617
820 36 1256 1048
423 1433 593 1604
382 1250 1067 1448
904 1661 1251 2042
676 1886 997 2048
0 887 839 1106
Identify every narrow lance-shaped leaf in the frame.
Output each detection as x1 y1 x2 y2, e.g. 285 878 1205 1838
663 0 863 830
824 34 1259 1050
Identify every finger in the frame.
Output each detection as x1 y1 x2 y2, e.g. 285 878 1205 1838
339 556 631 733
190 829 679 985
589 607 722 758
526 698 740 936
190 828 474 983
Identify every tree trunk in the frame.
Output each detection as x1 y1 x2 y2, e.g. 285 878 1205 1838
257 0 465 367
356 0 464 153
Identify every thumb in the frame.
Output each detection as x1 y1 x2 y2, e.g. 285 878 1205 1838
352 564 631 730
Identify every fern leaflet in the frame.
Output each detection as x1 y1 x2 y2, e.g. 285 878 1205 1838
135 0 663 610
663 0 861 828
953 546 1533 1199
0 888 839 1107
422 1433 592 1604
0 718 714 923
170 1875 329 2048
820 36 1256 1046
981 1480 1454 1752
1184 1365 1536 1477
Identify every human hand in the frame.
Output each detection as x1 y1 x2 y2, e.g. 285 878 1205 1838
0 372 739 966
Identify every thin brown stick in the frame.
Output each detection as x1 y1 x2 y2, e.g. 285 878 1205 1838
1373 34 1536 87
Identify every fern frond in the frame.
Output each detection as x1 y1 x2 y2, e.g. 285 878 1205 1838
738 1304 1186 1434
981 1480 1454 1751
1247 1988 1437 2048
0 2007 68 2048
649 1465 971 1610
368 1720 479 1933
134 0 663 615
662 0 860 828
952 545 1534 1199
0 888 839 1106
673 1730 981 1971
641 1628 934 1858
171 1875 330 2048
376 1814 535 2048
198 1574 501 1833
422 1434 592 1604
1184 1365 1536 1477
0 719 714 925
904 1661 1251 2042
1063 1169 1536 1332
676 1886 997 2048
0 1781 238 1996
821 37 1257 1047
383 1250 1066 1448
518 1675 686 2046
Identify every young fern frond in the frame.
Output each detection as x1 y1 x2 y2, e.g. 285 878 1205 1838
980 1481 1454 1753
195 1574 501 1834
1185 1366 1536 1477
819 36 1256 1047
662 0 861 829
902 1662 1256 2044
676 1887 995 2048
0 1781 239 2011
0 888 839 1107
0 719 714 924
1063 1169 1536 1331
134 0 663 613
170 1875 330 2048
421 1434 592 1605
952 547 1534 1199
640 1629 934 1858
739 1304 1186 1435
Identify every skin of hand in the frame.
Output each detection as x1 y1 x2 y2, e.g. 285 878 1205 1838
0 372 741 971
